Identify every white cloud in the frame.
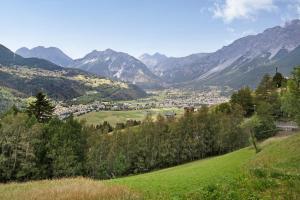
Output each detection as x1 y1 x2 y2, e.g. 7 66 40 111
226 27 235 33
279 0 300 24
213 0 276 22
297 4 300 17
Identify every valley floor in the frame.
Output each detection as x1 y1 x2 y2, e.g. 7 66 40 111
76 108 183 126
0 133 299 200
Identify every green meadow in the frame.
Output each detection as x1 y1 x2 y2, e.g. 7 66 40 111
1 133 299 200
77 108 183 126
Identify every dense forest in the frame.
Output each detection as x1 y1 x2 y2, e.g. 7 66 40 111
0 67 299 182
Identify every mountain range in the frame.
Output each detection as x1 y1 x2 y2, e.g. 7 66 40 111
139 19 300 89
69 49 161 88
16 47 161 89
139 53 169 76
0 44 146 101
16 46 73 67
15 19 300 90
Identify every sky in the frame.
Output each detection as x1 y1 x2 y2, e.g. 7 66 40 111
1 0 300 59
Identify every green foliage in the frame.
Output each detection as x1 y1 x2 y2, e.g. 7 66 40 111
0 113 88 181
27 92 54 123
241 115 261 153
86 106 248 179
0 113 42 182
215 102 232 114
255 74 282 119
95 121 113 133
254 102 277 140
44 117 87 177
282 67 300 125
230 87 255 117
0 87 24 115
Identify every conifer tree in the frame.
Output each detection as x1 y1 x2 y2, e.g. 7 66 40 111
27 92 54 123
273 72 284 88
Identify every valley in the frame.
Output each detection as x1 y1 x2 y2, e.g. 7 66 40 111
54 88 228 122
76 108 183 126
1 2 300 199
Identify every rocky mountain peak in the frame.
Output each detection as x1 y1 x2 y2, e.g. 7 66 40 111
70 49 161 88
16 46 73 67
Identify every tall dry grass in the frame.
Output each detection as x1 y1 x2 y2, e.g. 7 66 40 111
0 177 141 200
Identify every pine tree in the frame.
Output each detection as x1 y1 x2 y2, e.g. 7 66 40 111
27 92 54 123
273 72 284 88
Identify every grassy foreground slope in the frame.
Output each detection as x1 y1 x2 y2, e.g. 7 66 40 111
0 133 299 200
111 133 300 199
109 147 255 199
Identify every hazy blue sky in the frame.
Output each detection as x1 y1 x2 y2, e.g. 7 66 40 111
1 0 300 58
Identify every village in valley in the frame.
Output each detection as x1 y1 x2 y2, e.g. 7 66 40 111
54 88 229 119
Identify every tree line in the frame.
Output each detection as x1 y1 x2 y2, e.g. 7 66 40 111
0 66 299 182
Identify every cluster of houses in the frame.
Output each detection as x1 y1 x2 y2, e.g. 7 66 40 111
54 89 229 119
152 89 229 108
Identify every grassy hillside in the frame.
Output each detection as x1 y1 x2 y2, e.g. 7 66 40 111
110 147 255 199
77 108 183 126
110 133 300 199
0 133 299 200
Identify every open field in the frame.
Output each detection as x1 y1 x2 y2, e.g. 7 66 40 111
76 108 184 126
1 133 299 200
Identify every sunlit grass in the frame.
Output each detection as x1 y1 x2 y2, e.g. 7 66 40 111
109 147 255 199
0 177 140 200
110 133 300 199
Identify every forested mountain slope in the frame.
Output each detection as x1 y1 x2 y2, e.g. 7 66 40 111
0 44 146 101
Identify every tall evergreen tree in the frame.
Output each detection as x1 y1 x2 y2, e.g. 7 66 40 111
273 72 285 88
27 92 54 123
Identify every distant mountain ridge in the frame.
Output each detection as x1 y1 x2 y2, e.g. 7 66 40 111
139 53 168 76
12 19 300 90
0 44 61 71
139 52 210 82
140 19 300 89
16 46 74 67
15 46 162 88
0 44 146 101
69 49 162 88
